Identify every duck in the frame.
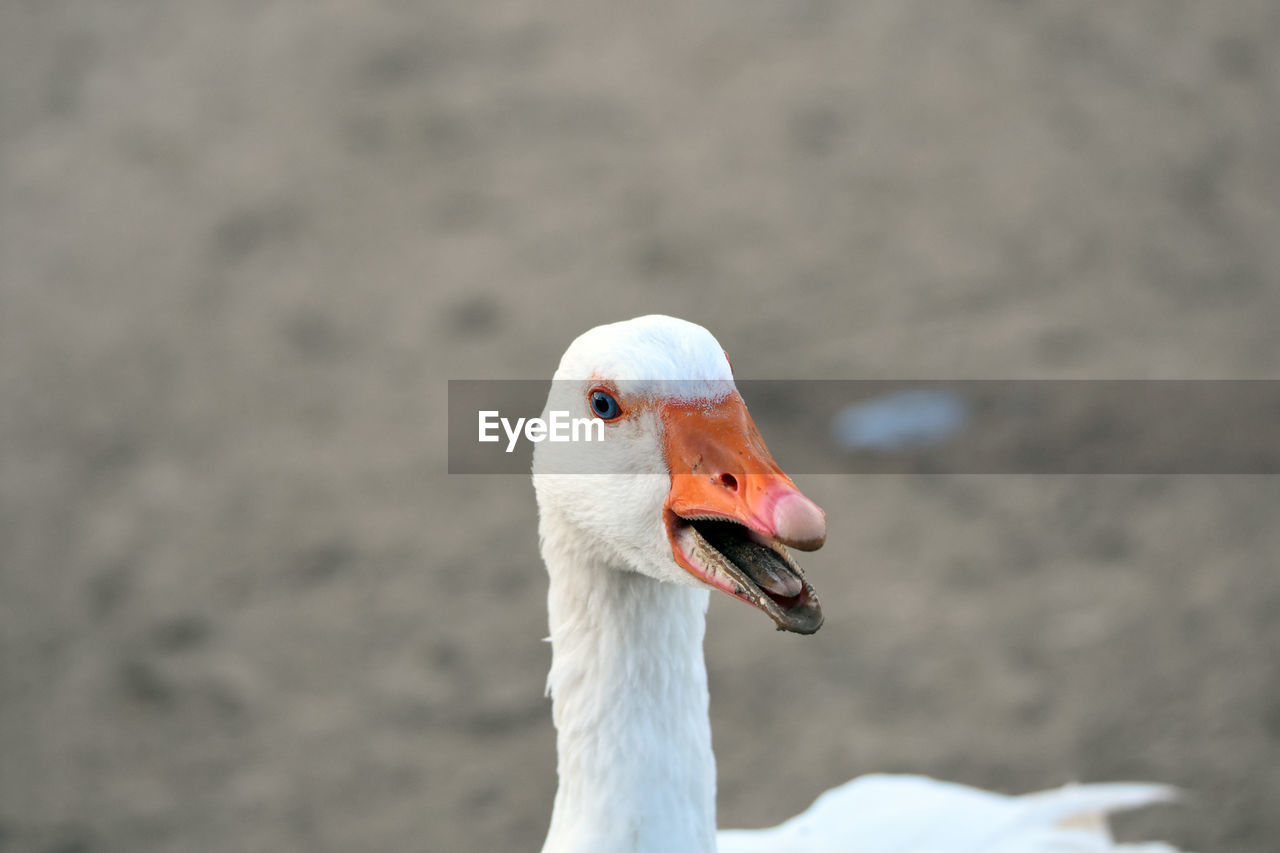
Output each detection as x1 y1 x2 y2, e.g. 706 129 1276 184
529 314 1182 853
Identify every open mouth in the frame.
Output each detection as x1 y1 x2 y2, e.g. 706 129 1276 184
669 512 824 634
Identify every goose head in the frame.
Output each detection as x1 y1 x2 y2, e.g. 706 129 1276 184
533 315 826 633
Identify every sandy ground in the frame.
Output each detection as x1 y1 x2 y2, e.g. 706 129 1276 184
3 1 1280 851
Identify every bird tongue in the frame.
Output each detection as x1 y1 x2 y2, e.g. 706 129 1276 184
695 522 804 600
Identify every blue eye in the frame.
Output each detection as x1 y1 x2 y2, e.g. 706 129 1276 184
589 388 622 421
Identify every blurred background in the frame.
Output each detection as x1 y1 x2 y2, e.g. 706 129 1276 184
2 1 1279 851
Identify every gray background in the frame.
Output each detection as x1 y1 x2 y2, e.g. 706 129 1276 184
3 1 1279 851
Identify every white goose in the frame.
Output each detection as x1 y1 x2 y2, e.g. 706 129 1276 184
530 315 1182 853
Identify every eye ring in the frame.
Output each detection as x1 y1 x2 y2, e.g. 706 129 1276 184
587 386 623 422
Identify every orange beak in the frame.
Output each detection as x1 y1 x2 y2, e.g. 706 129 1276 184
659 392 827 633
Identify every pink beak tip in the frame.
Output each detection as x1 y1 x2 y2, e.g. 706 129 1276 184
772 492 827 551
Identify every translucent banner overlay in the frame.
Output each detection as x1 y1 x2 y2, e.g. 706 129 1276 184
448 380 1280 475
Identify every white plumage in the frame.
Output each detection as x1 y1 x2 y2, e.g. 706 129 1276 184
717 774 1180 852
531 315 1182 853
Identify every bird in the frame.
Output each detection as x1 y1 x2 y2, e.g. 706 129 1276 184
529 314 1182 853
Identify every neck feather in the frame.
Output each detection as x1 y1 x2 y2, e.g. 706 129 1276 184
539 516 717 853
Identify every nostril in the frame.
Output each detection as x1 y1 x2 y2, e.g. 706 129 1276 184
718 473 739 491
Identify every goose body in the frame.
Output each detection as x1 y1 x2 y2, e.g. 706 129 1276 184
530 315 1181 853
716 774 1179 852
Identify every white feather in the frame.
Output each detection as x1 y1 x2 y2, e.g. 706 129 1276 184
717 774 1181 852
